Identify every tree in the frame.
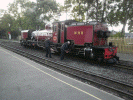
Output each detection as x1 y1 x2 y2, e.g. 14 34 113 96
64 0 112 22
112 32 124 37
64 0 132 34
128 20 133 33
7 0 29 30
0 0 59 39
22 0 58 30
36 0 58 21
87 0 103 21
128 1 133 33
64 0 87 21
111 0 133 35
6 0 59 30
0 13 20 39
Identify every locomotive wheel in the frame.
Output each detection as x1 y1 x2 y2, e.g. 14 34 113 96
113 58 119 64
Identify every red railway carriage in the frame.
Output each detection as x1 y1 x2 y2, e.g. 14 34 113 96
51 20 119 62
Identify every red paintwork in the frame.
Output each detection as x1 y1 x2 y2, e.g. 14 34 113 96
8 32 11 34
52 22 58 43
51 21 118 60
61 22 65 43
52 32 58 43
21 30 28 40
104 47 117 59
67 25 93 45
67 22 108 46
61 31 64 43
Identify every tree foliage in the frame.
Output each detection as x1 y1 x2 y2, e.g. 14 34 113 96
0 0 133 39
112 0 133 35
64 0 111 22
111 32 125 37
64 0 133 34
0 0 59 39
128 20 133 33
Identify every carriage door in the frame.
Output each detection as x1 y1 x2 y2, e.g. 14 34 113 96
52 23 58 43
57 23 61 43
52 22 62 44
61 22 65 43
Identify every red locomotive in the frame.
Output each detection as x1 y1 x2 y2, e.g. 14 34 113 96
51 20 119 62
20 20 119 62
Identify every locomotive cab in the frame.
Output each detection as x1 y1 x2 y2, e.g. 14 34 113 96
52 20 77 52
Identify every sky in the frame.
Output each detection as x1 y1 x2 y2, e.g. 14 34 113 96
0 0 129 33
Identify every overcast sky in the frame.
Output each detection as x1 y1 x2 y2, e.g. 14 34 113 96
0 0 129 33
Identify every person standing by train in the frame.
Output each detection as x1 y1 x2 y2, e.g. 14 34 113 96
45 37 52 58
60 41 71 60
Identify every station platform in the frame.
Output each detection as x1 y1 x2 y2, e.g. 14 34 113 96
0 47 123 100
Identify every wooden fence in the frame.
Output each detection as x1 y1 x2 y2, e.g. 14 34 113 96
108 37 133 54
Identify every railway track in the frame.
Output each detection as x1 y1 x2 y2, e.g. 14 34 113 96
1 40 133 71
114 60 133 70
0 42 133 99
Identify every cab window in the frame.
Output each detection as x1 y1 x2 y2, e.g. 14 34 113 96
61 23 64 31
53 24 57 32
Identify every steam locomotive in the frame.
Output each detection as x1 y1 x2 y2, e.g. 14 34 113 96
51 20 119 62
20 20 119 62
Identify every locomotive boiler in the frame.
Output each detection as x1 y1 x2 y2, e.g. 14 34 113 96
51 20 119 62
20 29 52 47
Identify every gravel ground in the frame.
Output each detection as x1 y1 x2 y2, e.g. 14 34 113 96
0 40 133 86
117 53 133 62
